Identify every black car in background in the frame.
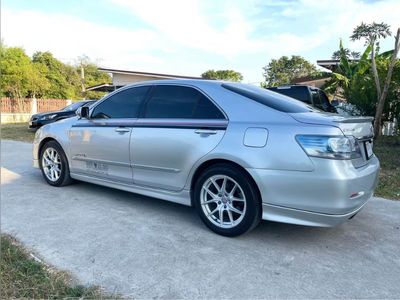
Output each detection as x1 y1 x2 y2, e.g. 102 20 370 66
267 85 337 113
29 100 96 129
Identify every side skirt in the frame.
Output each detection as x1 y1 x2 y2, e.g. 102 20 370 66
70 172 192 206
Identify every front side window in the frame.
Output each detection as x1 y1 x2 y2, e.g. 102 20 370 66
144 85 224 119
91 86 150 119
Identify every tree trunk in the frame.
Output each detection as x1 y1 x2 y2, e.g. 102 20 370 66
371 40 382 99
374 28 400 138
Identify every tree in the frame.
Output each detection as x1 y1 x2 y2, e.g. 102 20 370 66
0 46 50 99
374 28 400 136
332 48 360 60
350 22 399 137
262 55 319 87
32 51 78 99
201 69 243 82
74 55 112 99
324 39 400 127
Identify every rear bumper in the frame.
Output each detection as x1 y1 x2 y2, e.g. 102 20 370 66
262 202 367 227
247 155 380 227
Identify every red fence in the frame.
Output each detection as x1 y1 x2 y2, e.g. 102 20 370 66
37 99 69 113
1 98 69 114
1 98 32 113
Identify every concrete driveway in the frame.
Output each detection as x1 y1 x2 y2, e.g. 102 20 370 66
1 139 400 298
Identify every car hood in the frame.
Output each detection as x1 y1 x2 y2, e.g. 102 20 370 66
290 112 374 139
31 110 72 119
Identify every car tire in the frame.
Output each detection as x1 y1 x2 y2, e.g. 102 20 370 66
194 163 261 237
39 140 73 187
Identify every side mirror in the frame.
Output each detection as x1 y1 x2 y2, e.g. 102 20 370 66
76 106 90 119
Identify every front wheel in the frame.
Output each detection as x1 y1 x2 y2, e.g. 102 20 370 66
39 140 73 187
193 163 261 237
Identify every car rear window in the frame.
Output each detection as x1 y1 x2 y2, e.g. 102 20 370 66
222 83 313 113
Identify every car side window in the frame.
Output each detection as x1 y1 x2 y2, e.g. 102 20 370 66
318 90 331 108
144 85 224 119
311 90 322 108
91 86 150 119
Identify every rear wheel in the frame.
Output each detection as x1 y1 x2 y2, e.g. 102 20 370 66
39 140 73 187
194 163 261 237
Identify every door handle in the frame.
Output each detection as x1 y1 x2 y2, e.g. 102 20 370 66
194 129 217 135
115 127 130 133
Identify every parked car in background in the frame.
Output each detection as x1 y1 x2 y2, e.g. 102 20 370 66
33 80 379 236
268 85 337 113
29 100 96 129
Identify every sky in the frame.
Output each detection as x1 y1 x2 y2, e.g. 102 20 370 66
2 0 400 84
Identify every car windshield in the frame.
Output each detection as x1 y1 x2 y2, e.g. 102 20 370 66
62 101 95 112
62 101 86 112
222 83 315 113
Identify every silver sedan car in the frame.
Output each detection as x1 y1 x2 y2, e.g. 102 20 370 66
33 80 380 236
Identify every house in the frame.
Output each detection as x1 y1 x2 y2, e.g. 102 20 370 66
86 68 203 92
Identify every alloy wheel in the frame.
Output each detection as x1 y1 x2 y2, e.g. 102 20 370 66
200 175 246 229
42 147 62 182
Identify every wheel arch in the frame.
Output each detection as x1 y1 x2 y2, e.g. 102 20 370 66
189 158 262 206
38 137 69 165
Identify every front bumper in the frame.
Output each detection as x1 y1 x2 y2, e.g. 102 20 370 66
29 120 44 129
247 155 380 227
33 158 39 168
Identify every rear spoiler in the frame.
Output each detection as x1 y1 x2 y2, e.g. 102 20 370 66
332 116 374 123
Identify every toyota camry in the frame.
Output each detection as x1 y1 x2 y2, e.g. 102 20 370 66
33 80 380 236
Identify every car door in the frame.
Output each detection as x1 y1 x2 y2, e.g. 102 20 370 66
69 86 150 184
130 84 228 191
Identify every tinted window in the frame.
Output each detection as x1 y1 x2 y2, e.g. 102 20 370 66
223 83 313 113
270 87 311 104
194 96 225 119
144 85 224 119
63 101 86 112
311 90 322 107
318 90 330 106
91 86 149 118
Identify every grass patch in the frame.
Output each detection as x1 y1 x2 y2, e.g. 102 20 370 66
0 234 108 299
1 122 35 143
0 122 399 199
373 136 400 200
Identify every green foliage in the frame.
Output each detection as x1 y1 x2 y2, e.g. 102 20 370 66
332 48 360 60
350 22 392 45
0 234 105 299
32 51 78 99
201 69 243 82
83 63 112 99
262 55 319 87
0 47 50 98
0 45 111 100
324 40 400 121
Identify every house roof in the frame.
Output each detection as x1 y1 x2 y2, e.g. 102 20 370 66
317 59 359 70
291 76 330 88
85 83 123 92
98 68 203 80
